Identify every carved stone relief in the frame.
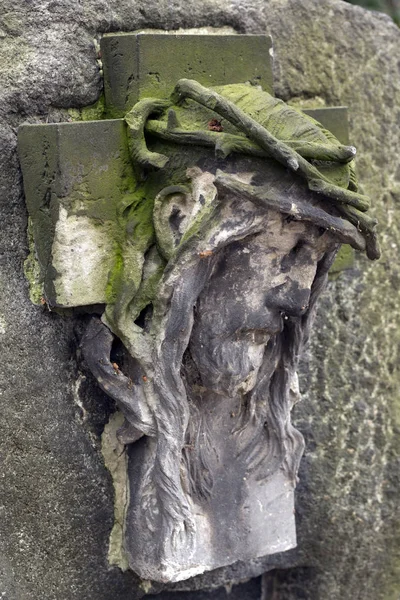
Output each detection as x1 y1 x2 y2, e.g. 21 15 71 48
18 34 379 584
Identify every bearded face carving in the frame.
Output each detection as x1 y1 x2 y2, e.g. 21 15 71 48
19 74 379 583
81 77 378 579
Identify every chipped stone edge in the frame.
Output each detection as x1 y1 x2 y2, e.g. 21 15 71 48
101 410 130 571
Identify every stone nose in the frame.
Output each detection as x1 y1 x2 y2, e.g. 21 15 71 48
265 280 312 318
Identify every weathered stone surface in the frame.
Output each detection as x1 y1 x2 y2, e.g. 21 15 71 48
1 1 400 600
102 33 273 116
260 3 400 599
0 130 143 599
18 119 133 307
303 107 349 144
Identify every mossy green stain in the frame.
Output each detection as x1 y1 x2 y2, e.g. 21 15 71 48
105 248 124 304
68 94 107 122
329 245 355 278
104 184 157 312
28 83 363 312
24 217 44 305
109 83 360 315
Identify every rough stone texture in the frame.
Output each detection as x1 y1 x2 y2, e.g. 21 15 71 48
18 119 133 307
148 576 262 600
101 33 273 116
261 4 400 599
1 1 400 599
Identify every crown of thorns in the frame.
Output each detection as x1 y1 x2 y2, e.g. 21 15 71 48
124 78 380 261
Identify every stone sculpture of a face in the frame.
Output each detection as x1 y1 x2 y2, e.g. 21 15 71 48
82 83 377 577
19 75 378 583
190 213 328 397
83 169 338 582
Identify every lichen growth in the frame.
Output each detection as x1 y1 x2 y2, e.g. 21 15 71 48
104 185 157 322
139 580 153 594
68 94 107 122
329 244 355 278
23 217 44 305
105 249 124 305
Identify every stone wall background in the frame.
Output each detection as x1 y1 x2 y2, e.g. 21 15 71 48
1 1 400 599
344 0 400 25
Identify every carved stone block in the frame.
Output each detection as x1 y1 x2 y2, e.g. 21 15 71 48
18 119 131 307
101 33 273 116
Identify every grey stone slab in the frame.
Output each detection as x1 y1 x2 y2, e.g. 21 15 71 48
18 119 131 307
0 123 145 600
303 107 349 145
101 33 273 116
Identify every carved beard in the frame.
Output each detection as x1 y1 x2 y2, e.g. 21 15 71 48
189 331 272 397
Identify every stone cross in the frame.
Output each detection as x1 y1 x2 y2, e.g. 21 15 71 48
18 33 348 307
18 34 350 308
